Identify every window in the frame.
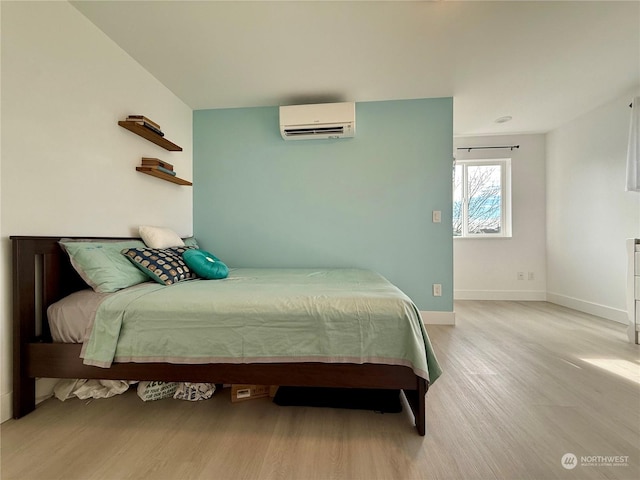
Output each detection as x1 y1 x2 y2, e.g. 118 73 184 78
453 158 512 238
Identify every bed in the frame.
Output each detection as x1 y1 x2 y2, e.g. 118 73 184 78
11 235 441 435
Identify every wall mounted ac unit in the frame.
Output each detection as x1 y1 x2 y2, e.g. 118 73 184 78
279 102 356 140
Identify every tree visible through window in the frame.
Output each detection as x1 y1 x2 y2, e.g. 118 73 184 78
453 159 511 237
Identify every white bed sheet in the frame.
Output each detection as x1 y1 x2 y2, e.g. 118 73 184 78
47 289 110 343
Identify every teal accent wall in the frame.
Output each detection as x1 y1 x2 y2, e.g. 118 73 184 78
193 98 453 311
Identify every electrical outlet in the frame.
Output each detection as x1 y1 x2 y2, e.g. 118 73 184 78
517 272 525 280
433 284 442 297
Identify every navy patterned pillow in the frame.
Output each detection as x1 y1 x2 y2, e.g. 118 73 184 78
122 246 198 286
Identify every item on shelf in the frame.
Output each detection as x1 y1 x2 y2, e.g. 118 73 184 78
126 115 161 130
139 157 179 178
126 115 164 135
136 166 192 186
141 157 174 171
140 122 164 137
156 166 177 176
118 120 182 151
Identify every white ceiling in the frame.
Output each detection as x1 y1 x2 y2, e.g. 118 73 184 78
71 0 640 136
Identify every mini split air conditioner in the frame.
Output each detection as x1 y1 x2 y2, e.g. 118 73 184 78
279 102 356 140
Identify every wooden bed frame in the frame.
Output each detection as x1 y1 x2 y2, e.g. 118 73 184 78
11 236 429 435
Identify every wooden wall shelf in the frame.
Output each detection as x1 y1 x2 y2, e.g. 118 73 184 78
118 121 183 151
136 166 192 186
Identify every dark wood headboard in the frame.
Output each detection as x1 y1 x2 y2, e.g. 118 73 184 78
10 236 134 342
10 236 137 417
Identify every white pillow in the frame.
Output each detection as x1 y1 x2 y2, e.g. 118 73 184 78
139 225 185 249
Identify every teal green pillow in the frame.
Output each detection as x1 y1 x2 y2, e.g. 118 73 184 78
60 239 150 293
183 237 199 248
182 249 229 279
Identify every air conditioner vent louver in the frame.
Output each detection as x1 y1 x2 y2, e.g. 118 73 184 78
279 102 355 141
284 126 345 136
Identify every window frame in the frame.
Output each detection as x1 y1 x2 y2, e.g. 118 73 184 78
453 158 512 239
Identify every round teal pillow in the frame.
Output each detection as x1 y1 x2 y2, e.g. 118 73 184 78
182 249 229 280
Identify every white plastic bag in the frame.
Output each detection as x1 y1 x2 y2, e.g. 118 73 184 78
74 380 130 399
136 381 178 401
54 379 131 401
173 382 216 401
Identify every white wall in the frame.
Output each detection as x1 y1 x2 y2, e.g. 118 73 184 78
0 1 193 422
546 88 640 323
0 0 5 425
453 134 547 300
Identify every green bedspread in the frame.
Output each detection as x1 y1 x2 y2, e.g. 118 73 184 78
81 268 442 383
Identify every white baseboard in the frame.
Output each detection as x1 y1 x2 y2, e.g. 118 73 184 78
546 292 628 324
1 379 58 424
420 311 455 325
1 391 12 423
454 290 547 301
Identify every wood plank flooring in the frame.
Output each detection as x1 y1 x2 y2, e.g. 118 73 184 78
1 301 639 480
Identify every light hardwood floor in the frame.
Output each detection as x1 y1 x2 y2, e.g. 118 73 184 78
1 301 639 480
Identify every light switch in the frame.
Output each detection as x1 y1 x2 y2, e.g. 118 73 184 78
432 210 442 223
